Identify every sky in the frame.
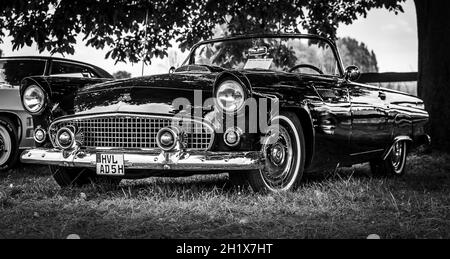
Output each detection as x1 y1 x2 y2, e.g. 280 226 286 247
0 0 418 77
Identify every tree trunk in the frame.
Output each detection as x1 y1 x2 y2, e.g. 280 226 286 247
415 0 450 152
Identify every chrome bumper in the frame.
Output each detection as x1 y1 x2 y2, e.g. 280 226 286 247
20 148 263 171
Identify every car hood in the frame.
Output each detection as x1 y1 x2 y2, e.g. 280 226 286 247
74 73 217 116
73 70 324 116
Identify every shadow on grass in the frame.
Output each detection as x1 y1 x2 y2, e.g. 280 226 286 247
1 152 449 239
0 164 49 180
3 151 449 197
120 174 233 195
395 152 450 192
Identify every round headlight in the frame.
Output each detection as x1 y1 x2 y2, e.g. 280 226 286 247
156 128 178 151
223 127 242 147
55 127 74 149
216 80 245 113
23 85 45 114
160 132 174 146
59 132 72 146
34 128 46 143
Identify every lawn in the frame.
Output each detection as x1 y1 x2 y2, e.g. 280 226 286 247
0 151 449 239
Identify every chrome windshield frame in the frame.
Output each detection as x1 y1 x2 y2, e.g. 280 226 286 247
183 33 345 78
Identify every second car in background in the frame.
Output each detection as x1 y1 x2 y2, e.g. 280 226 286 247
0 56 113 171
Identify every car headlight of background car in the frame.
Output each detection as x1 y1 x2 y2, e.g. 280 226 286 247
22 85 46 114
33 127 47 143
215 80 245 113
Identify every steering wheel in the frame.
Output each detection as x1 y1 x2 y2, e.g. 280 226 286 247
289 64 324 75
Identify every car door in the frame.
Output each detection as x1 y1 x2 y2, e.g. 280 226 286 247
308 77 353 169
347 83 392 156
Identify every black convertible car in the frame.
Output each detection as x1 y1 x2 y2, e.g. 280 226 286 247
20 34 429 192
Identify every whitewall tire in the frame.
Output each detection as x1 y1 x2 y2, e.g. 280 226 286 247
230 111 306 192
0 116 19 172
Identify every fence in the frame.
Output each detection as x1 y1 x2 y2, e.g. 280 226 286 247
357 72 418 96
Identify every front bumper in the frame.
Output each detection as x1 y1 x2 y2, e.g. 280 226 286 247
20 148 263 171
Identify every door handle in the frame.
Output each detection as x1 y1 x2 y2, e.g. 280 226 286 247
378 91 386 100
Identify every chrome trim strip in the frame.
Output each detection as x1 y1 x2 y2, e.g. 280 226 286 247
350 149 384 157
48 113 215 151
20 149 263 171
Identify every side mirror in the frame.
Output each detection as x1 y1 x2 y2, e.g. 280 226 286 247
169 66 176 74
344 66 360 81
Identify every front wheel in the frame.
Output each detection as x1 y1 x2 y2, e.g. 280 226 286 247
370 141 408 177
230 112 306 192
0 116 19 172
50 166 122 188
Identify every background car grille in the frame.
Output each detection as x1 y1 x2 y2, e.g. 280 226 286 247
50 115 214 151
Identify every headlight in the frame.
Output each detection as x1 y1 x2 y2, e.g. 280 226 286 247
156 127 178 151
216 80 245 113
22 85 46 114
223 127 242 147
34 127 46 143
55 127 75 149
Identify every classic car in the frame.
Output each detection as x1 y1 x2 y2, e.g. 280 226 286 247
0 56 113 171
19 34 430 192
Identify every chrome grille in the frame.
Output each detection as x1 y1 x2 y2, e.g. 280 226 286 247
49 114 214 151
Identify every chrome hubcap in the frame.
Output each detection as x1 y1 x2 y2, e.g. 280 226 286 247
270 144 286 166
261 124 296 190
391 141 405 173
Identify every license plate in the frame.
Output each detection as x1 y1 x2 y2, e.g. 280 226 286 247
96 154 125 176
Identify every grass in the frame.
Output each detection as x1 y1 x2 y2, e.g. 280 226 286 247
0 151 449 239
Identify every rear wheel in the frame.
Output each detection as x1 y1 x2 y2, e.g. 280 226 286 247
230 112 306 192
50 166 122 187
0 116 19 172
370 141 408 177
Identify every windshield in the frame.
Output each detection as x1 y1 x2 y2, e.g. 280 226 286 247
186 36 342 76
